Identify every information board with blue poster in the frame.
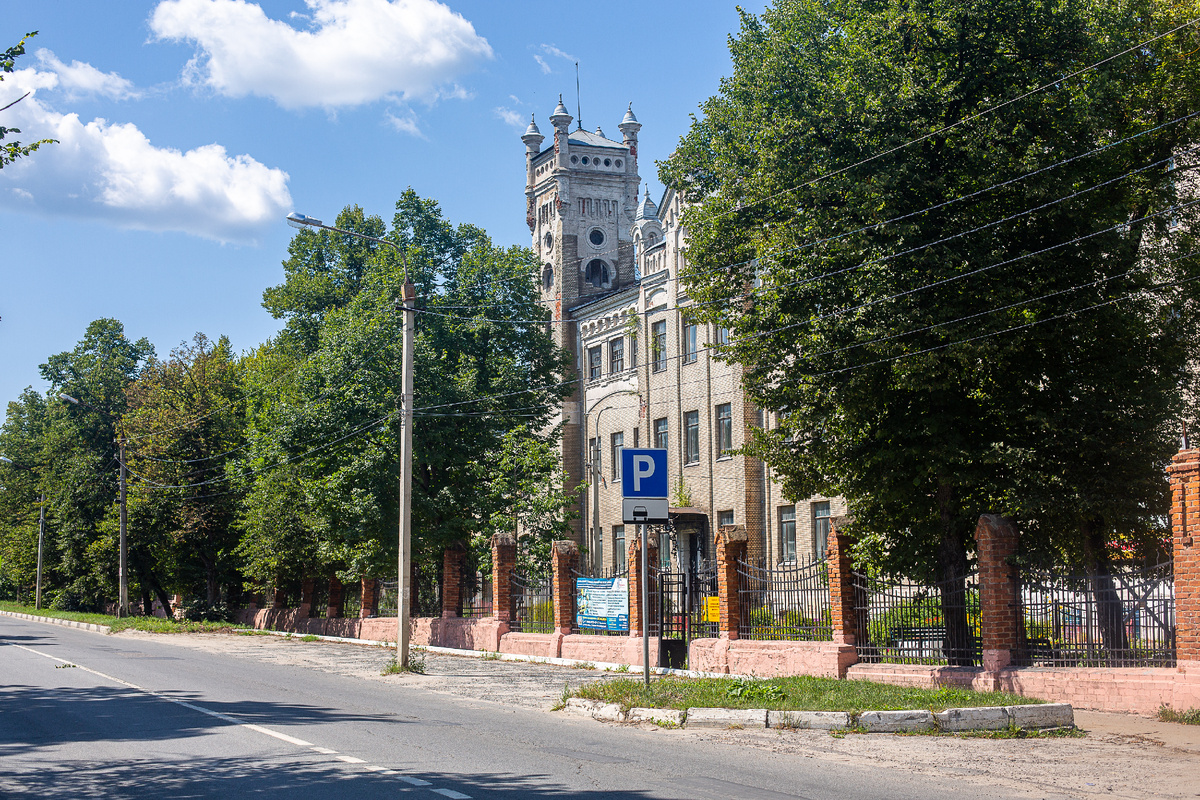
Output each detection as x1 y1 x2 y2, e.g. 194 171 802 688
575 576 629 631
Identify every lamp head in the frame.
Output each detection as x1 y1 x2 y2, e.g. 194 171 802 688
287 212 324 229
58 393 79 405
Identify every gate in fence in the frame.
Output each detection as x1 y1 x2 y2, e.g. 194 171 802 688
655 559 719 668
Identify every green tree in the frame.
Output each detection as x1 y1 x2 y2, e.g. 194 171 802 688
39 319 154 609
238 191 574 595
122 333 245 609
0 389 51 601
662 0 1200 658
1 32 56 168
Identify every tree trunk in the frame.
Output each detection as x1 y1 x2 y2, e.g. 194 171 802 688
1083 519 1128 660
936 480 974 666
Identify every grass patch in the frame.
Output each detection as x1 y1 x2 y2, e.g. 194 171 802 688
382 649 426 675
1159 706 1200 725
300 634 320 642
571 674 1043 714
0 601 237 634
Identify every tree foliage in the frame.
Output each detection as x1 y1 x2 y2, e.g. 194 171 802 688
662 0 1200 584
1 32 56 169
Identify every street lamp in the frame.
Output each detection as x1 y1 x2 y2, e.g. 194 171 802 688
286 211 417 669
58 392 129 618
0 456 46 610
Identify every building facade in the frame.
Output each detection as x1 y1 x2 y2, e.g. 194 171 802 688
522 99 844 574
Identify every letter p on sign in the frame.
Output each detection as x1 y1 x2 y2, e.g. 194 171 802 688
632 455 655 492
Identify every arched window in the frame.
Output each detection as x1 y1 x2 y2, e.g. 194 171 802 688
542 264 554 290
585 259 611 289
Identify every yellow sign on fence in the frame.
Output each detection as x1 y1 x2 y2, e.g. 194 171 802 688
702 596 720 623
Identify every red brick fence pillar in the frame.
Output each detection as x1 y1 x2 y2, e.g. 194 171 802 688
492 533 517 622
326 576 344 619
551 540 579 635
298 578 315 619
628 530 659 637
976 514 1021 671
442 545 466 618
359 577 378 619
716 527 748 639
1169 448 1200 666
828 519 859 645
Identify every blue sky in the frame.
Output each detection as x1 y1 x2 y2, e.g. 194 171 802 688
1 0 766 409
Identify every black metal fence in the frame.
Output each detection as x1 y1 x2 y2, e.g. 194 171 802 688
738 558 833 641
461 573 492 619
1018 561 1175 667
509 570 554 633
377 580 398 617
656 561 719 642
853 572 980 665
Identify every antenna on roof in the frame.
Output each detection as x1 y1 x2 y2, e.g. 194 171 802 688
575 61 582 131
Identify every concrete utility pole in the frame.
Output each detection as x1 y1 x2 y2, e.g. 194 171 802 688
287 212 416 669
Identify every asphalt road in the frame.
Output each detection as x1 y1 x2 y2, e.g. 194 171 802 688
0 617 1029 800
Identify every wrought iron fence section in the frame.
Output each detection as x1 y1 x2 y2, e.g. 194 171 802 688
377 580 398 617
461 573 493 619
657 561 719 642
738 558 833 641
853 572 980 665
1018 561 1175 667
510 570 554 634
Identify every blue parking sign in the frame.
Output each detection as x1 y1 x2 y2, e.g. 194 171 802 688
621 448 668 498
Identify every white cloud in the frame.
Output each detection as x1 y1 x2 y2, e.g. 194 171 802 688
35 50 141 101
532 44 574 74
533 54 550 74
494 107 524 129
149 0 493 110
0 69 291 243
540 44 576 62
385 109 423 138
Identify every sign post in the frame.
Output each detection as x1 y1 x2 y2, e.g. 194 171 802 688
621 448 668 687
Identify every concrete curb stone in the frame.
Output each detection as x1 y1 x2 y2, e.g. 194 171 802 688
858 709 937 732
768 710 852 730
685 707 768 729
628 707 686 727
565 697 626 722
1008 702 1074 729
935 706 1011 732
0 609 110 634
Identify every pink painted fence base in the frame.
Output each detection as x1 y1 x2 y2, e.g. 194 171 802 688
689 638 857 679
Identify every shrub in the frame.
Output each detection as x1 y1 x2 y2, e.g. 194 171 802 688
181 599 234 623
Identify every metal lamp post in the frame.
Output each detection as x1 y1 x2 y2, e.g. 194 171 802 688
0 456 46 609
287 211 416 669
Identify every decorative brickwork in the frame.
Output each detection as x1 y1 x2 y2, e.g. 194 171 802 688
827 518 858 645
298 578 315 619
627 529 659 635
716 526 748 639
551 540 579 634
359 577 378 619
492 533 517 621
1170 449 1200 663
326 576 344 619
975 514 1020 671
442 545 466 619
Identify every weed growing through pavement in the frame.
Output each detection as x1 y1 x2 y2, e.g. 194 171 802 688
382 649 427 676
614 664 630 673
552 682 572 711
1159 705 1200 725
572 661 596 670
479 650 501 660
300 634 319 642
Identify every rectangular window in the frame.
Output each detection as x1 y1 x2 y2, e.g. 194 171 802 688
633 427 639 448
611 431 624 479
781 506 797 562
614 525 626 567
716 403 733 458
718 510 734 528
684 410 700 464
630 335 638 367
652 320 667 373
813 501 832 559
588 345 602 380
682 322 698 364
609 337 624 373
716 326 730 346
653 417 668 451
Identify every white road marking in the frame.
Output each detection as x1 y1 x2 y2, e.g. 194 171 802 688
6 640 478 799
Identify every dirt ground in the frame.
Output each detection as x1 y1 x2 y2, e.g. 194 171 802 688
123 631 1200 800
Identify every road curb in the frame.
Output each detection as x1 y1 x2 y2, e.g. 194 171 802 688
0 609 111 634
564 700 1073 733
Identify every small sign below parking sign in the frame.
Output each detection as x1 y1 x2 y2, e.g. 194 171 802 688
621 448 668 524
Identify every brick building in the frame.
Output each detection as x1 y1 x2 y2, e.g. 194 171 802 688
522 100 844 574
